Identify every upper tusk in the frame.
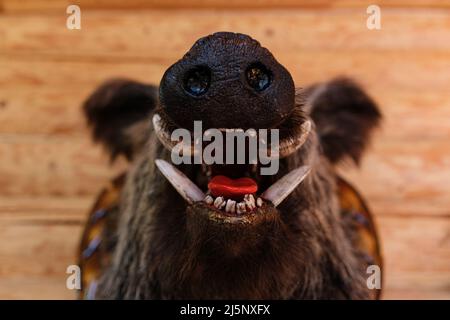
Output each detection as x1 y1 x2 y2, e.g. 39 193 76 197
153 113 176 152
154 113 310 159
278 120 311 158
153 113 198 157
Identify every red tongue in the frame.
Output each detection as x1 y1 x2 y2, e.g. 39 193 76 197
208 176 258 199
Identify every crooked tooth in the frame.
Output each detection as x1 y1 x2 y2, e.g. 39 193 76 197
155 159 205 204
261 165 310 207
214 196 225 208
204 195 214 205
256 197 263 207
244 194 256 210
236 202 246 214
225 199 236 213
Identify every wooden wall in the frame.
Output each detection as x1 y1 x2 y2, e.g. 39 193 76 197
0 0 449 299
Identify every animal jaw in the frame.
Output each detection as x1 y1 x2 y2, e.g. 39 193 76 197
153 103 312 223
155 158 310 222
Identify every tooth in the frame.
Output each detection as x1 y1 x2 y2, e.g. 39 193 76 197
256 197 263 207
214 196 224 208
236 202 246 214
155 159 205 204
225 199 236 213
204 195 214 205
261 165 310 207
244 194 256 209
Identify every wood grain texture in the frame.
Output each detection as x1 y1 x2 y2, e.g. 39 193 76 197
0 5 449 299
2 0 450 13
3 10 450 54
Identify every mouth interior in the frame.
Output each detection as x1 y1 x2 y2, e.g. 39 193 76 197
153 110 311 219
199 163 269 216
208 175 257 199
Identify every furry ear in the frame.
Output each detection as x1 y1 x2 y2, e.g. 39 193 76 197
305 78 382 165
83 79 158 162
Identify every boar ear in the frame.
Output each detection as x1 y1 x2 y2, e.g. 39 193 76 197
83 79 158 162
304 77 382 165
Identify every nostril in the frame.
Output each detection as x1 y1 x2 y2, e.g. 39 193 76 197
183 66 211 97
246 62 272 92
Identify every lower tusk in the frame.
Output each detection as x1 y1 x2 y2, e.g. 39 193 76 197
155 159 205 204
261 165 310 207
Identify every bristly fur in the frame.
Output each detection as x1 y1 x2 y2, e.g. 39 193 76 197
304 78 382 165
84 76 381 299
95 127 370 299
83 79 158 161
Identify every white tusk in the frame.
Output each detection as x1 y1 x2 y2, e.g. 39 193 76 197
152 113 176 152
261 165 311 207
278 120 311 158
155 159 205 204
153 113 197 157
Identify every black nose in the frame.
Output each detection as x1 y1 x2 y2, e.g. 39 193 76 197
245 62 272 92
159 32 295 130
183 66 211 97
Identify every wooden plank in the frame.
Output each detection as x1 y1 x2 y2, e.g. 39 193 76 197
0 222 81 299
0 223 81 278
2 78 450 140
1 52 450 138
382 273 450 299
2 10 450 56
2 0 450 13
0 214 448 299
0 6 448 300
0 137 448 217
3 50 448 93
340 138 450 217
1 54 449 214
0 196 91 220
0 135 449 216
377 215 450 299
0 276 77 299
0 135 127 197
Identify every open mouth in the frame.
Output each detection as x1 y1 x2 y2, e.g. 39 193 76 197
153 111 311 221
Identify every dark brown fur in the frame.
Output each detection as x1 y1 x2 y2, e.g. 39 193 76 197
84 80 380 299
82 33 381 299
83 79 158 161
304 78 382 165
